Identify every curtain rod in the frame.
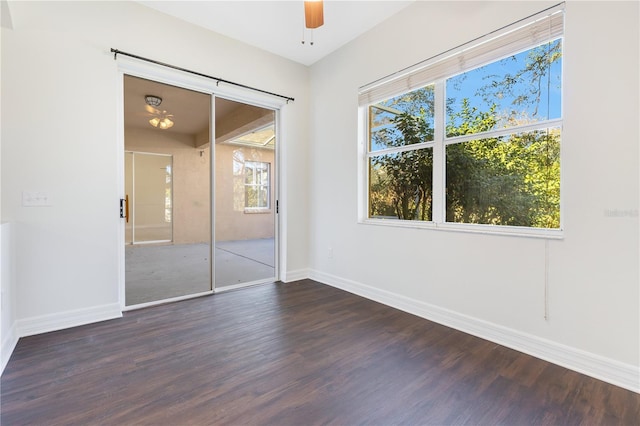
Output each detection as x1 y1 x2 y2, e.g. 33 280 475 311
111 48 295 103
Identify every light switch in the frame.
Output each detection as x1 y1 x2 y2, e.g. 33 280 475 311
22 191 52 207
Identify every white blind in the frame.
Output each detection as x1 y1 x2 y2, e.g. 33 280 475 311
359 4 564 106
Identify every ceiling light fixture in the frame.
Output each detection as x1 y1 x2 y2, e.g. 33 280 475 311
304 0 324 29
145 94 174 130
145 95 162 107
149 116 174 130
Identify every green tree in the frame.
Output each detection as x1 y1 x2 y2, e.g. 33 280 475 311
446 100 541 226
478 40 562 119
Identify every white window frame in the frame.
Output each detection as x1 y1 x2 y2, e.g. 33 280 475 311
358 4 564 239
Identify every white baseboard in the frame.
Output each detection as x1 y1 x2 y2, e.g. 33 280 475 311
1 321 19 375
17 303 122 338
308 269 640 394
282 268 310 283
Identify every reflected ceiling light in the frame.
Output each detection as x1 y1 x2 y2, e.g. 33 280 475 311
149 116 174 130
145 95 162 107
304 0 324 29
145 94 173 130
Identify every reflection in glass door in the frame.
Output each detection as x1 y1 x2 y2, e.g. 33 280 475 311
123 74 212 307
214 98 277 290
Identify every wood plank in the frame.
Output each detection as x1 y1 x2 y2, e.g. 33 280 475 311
2 280 638 425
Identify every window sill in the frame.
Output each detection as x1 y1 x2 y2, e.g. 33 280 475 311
361 218 564 239
244 208 271 214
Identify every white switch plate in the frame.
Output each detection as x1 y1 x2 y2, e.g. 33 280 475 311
22 191 52 207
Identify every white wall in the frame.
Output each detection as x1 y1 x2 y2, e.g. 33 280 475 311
1 222 18 372
1 1 310 334
309 1 639 390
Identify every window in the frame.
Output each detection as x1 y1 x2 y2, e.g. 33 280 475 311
369 87 435 220
360 5 563 236
244 161 270 210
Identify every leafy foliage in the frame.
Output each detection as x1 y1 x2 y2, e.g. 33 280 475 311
478 40 562 118
445 100 560 227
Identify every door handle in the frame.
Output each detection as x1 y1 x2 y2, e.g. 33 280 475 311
120 195 130 223
125 194 129 223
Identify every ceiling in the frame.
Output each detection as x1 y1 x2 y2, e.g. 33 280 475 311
124 75 211 136
135 0 414 66
124 75 276 148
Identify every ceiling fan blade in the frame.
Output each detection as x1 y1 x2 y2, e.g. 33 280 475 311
304 0 324 29
145 105 161 114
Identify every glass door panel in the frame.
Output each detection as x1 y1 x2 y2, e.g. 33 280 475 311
124 74 211 306
214 98 276 290
125 151 133 244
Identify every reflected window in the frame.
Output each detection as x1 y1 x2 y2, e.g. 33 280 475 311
245 161 270 210
165 164 172 223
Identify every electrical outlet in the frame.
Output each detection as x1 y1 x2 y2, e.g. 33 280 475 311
328 247 333 259
22 191 52 207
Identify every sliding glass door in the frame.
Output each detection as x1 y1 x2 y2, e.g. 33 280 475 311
120 73 281 307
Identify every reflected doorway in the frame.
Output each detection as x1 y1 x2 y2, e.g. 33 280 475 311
125 151 173 244
124 75 212 306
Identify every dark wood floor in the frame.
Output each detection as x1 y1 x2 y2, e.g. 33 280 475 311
2 280 639 425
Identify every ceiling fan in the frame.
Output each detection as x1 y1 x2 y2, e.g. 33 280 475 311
302 0 324 46
304 0 324 29
144 95 174 130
